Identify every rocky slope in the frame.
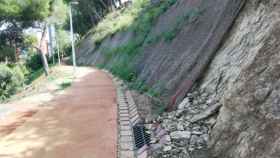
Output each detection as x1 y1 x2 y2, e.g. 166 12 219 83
204 1 280 157
76 0 280 157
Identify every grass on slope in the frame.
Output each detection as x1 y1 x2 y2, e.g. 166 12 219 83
88 0 177 45
84 0 178 97
98 0 176 96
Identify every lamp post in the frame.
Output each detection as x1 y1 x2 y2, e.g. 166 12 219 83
69 1 79 72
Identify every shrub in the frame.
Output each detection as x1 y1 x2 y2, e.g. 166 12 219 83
11 65 25 84
26 53 42 72
0 46 16 62
110 59 136 82
0 64 24 101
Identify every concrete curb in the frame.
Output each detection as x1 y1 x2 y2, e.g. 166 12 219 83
108 76 147 158
116 83 135 158
104 70 149 158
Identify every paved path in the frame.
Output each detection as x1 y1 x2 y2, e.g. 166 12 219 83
0 68 117 158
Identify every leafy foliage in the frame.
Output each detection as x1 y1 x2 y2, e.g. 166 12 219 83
63 0 121 35
20 0 51 26
23 34 38 48
25 53 43 72
0 0 52 26
59 81 72 90
0 64 25 101
56 29 71 56
49 0 68 24
0 0 54 63
0 46 16 62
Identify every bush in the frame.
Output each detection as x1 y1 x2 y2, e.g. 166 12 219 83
0 64 25 101
11 65 25 83
0 46 16 62
26 53 42 72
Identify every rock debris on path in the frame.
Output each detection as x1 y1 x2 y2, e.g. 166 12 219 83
150 89 221 158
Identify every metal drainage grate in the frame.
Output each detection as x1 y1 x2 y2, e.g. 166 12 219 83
133 124 151 149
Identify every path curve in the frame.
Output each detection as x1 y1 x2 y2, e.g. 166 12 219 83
0 68 117 158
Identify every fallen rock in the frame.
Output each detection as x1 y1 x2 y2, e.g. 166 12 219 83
190 103 222 123
170 131 191 139
163 145 172 152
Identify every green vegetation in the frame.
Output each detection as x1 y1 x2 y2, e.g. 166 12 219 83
63 0 122 35
56 29 72 57
85 0 180 108
49 0 68 24
89 0 178 44
59 81 72 90
0 46 16 62
85 0 182 109
25 68 44 84
0 0 51 23
0 59 48 101
163 7 202 41
0 0 70 100
147 7 204 43
23 35 38 48
94 0 178 83
0 64 25 101
152 100 167 115
25 53 43 72
129 80 160 97
0 0 53 56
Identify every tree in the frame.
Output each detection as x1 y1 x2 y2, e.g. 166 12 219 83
0 0 53 63
63 0 120 35
56 29 71 57
49 0 68 24
0 0 52 29
23 34 38 48
0 0 61 76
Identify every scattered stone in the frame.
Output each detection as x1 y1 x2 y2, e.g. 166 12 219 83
201 134 209 142
170 131 191 139
190 103 222 123
192 131 203 135
150 90 217 158
206 117 217 126
163 145 172 152
177 122 185 131
150 138 158 144
165 135 171 142
254 87 271 102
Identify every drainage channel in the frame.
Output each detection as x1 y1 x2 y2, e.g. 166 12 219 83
113 77 150 158
133 124 151 150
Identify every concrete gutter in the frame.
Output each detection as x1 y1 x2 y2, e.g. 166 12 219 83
108 72 149 158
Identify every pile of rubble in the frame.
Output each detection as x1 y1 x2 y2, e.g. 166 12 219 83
148 89 222 158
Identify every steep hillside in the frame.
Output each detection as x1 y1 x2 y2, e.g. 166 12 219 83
200 1 280 157
76 0 280 158
76 0 244 108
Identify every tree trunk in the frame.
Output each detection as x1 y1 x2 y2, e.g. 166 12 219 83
112 0 117 10
40 50 49 76
118 0 122 8
39 24 49 76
